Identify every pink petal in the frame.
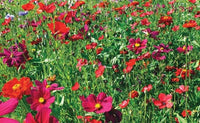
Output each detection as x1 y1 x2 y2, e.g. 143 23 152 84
35 108 51 123
71 82 80 91
0 98 18 116
24 113 37 123
0 117 19 123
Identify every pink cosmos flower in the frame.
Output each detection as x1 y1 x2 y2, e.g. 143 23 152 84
154 43 173 53
24 107 58 123
127 38 147 54
0 98 19 123
26 87 55 111
177 45 193 53
79 92 112 114
153 93 173 109
33 79 64 92
175 85 189 94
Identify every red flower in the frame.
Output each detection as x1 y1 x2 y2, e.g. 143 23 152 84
197 87 200 91
95 65 105 78
96 47 103 55
69 34 84 41
85 43 97 50
2 18 11 26
181 110 192 117
128 90 139 99
119 99 130 108
22 2 35 11
48 21 70 35
188 0 196 3
175 85 189 94
72 82 80 91
175 68 194 79
98 35 104 40
153 93 173 109
141 18 151 26
123 59 136 73
172 25 179 31
171 78 180 82
79 92 112 114
71 1 85 9
2 77 32 99
136 52 151 61
141 84 152 93
183 20 197 28
58 1 67 7
158 16 173 25
44 3 56 13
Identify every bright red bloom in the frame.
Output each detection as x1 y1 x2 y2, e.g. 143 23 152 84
153 93 173 109
194 11 200 18
2 77 32 99
26 87 55 111
24 107 58 123
95 65 105 78
2 18 11 26
96 47 103 55
79 92 112 114
0 98 19 123
69 34 84 41
71 1 85 9
141 84 152 93
119 99 130 108
127 1 139 7
183 20 197 28
44 3 56 13
127 38 147 54
86 43 97 50
58 1 67 7
175 68 194 79
175 85 189 94
123 59 136 73
188 0 196 3
158 16 173 25
22 2 35 11
172 25 179 31
141 18 151 26
128 90 139 99
93 2 109 8
72 82 80 91
47 21 70 35
181 110 192 117
197 87 200 91
171 78 180 82
98 35 104 41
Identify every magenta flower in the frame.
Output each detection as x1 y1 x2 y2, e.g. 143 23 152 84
152 51 166 61
142 28 159 40
154 43 173 53
26 87 55 111
0 98 19 123
0 43 29 68
127 38 147 54
33 79 64 92
79 92 112 114
24 107 58 123
177 45 193 54
153 93 173 109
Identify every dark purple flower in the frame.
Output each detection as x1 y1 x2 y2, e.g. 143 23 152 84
142 28 159 40
154 43 173 53
104 109 122 123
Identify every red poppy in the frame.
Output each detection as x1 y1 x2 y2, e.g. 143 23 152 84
44 2 56 13
58 1 67 6
22 2 35 11
127 1 139 7
181 110 192 117
175 85 189 94
141 18 151 26
98 35 104 40
2 77 33 99
153 93 173 109
136 52 151 61
123 59 136 73
197 87 200 91
47 21 70 35
183 20 197 28
93 2 109 8
171 78 180 82
175 68 194 79
85 43 97 50
71 1 85 9
172 25 179 31
119 99 130 108
95 65 105 78
128 90 139 99
2 18 11 26
96 47 103 54
69 34 84 41
188 0 196 3
141 84 152 92
72 82 80 91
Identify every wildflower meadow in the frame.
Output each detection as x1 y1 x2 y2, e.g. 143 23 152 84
0 0 200 122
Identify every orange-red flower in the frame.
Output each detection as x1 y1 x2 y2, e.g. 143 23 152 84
2 77 33 99
22 2 35 11
158 16 173 25
128 90 139 99
183 20 197 28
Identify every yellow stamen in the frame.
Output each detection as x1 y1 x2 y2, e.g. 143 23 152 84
12 84 21 90
183 46 186 50
38 97 45 103
135 43 140 47
46 85 51 88
95 103 101 109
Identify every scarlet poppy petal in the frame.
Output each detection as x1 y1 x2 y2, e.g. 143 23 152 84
72 82 80 91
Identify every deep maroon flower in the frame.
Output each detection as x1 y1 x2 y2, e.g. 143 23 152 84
154 43 173 53
79 92 112 114
104 109 122 123
0 98 19 123
0 43 29 68
142 28 159 40
152 51 166 61
153 93 173 109
24 107 58 123
26 87 55 111
127 38 147 54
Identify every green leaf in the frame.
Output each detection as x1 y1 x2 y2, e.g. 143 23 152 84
175 113 187 123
